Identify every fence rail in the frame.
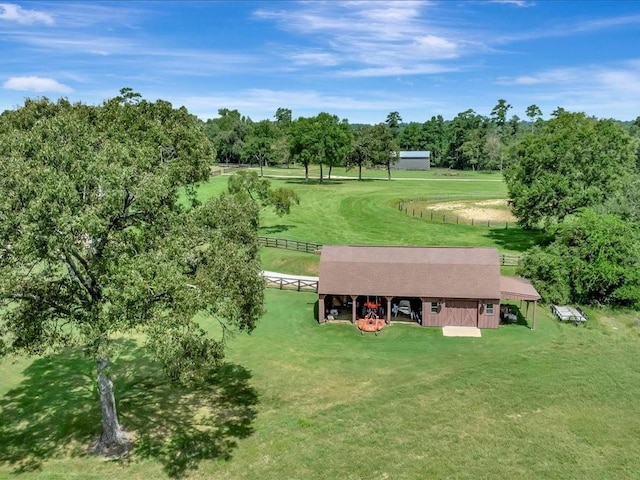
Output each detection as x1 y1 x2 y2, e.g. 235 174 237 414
398 196 517 229
258 236 322 254
258 235 521 266
262 273 318 292
499 253 522 266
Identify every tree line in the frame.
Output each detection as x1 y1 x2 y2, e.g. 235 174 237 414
203 100 621 176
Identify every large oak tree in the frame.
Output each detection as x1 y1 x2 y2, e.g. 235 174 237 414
0 91 265 455
505 111 638 229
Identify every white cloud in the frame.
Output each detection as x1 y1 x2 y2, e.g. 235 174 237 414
0 3 54 25
489 0 535 7
288 51 341 66
4 76 72 93
494 61 640 120
178 88 440 122
255 1 474 77
497 68 580 85
338 63 457 78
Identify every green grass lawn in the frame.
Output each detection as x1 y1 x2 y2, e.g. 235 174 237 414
2 170 637 479
198 171 543 254
2 290 639 479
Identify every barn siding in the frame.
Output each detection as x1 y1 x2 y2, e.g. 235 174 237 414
422 298 444 327
478 299 500 328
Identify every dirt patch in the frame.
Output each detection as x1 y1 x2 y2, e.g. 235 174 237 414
423 199 515 222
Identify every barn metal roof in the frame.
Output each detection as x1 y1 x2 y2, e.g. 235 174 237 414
398 150 430 158
318 245 502 299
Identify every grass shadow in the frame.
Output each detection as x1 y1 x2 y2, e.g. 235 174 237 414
500 304 531 328
0 341 258 478
485 227 548 253
0 349 99 474
260 224 294 235
282 178 345 186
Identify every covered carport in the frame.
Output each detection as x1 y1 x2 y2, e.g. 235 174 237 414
318 245 503 328
500 276 542 330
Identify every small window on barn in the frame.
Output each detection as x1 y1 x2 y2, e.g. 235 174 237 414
486 303 494 315
431 302 439 313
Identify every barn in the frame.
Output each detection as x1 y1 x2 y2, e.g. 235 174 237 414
318 245 540 329
391 151 431 170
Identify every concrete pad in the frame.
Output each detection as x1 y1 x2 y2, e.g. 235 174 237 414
442 326 482 337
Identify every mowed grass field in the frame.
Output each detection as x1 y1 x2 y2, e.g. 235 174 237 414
1 169 639 479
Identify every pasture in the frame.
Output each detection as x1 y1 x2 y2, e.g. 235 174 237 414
1 169 639 479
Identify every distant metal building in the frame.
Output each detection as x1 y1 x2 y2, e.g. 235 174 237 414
392 151 431 170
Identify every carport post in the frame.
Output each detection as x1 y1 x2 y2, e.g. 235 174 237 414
532 301 537 331
351 295 358 324
385 296 393 324
319 295 326 323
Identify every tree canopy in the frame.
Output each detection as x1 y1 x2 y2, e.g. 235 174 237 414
519 209 640 308
505 111 638 229
0 92 265 454
289 113 352 182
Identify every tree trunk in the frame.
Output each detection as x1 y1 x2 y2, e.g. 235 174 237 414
328 165 332 180
319 163 323 184
358 164 362 181
93 357 130 456
259 156 264 177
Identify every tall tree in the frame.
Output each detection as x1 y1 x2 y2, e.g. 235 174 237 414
244 119 276 177
490 99 512 128
289 116 319 182
289 113 351 182
204 108 251 165
347 124 394 180
370 123 400 180
0 92 265 455
386 111 403 139
398 122 426 150
227 170 299 217
422 115 450 167
272 108 293 167
448 109 486 169
490 99 512 142
525 104 543 131
483 133 505 172
505 111 638 228
274 107 292 126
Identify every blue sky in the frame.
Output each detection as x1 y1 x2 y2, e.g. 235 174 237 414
2 1 640 123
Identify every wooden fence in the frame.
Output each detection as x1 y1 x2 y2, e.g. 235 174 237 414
398 196 516 229
258 236 322 254
499 253 522 266
258 235 521 266
262 273 318 292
